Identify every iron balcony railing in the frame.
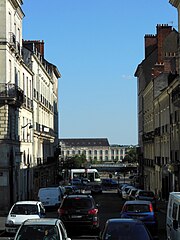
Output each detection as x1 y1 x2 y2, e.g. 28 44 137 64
0 83 24 105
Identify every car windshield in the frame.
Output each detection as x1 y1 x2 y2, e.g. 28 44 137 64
125 204 150 213
139 191 154 197
103 222 151 240
11 204 38 215
62 198 93 208
17 225 58 240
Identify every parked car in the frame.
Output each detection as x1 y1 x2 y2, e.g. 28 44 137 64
57 194 100 233
117 183 130 197
101 179 118 188
120 200 158 237
64 185 76 195
14 218 71 240
127 188 139 200
70 178 82 186
5 201 46 233
121 185 135 200
91 184 103 194
97 218 154 240
166 191 180 240
38 187 64 208
135 190 157 210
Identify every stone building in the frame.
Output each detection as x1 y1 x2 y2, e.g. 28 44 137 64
59 138 127 163
0 0 60 213
135 23 179 199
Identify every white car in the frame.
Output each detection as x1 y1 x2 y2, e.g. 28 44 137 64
5 200 46 233
14 218 71 240
121 185 135 200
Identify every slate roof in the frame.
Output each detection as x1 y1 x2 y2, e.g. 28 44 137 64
59 138 110 147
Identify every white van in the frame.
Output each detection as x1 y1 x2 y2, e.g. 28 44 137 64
166 192 180 240
38 187 64 208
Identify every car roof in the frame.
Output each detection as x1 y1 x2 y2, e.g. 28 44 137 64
23 218 61 225
124 200 152 205
64 194 92 199
14 201 41 205
106 218 144 224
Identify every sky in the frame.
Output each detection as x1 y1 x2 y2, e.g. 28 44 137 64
22 1 178 145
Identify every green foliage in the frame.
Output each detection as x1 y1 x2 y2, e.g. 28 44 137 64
63 154 88 169
123 147 137 163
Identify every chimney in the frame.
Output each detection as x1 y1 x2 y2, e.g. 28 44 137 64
34 40 44 57
144 34 157 58
156 24 172 63
23 40 45 57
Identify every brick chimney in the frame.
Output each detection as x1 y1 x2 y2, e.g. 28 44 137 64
23 40 45 57
156 24 172 63
144 34 157 58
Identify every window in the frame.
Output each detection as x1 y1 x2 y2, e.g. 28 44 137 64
172 202 178 220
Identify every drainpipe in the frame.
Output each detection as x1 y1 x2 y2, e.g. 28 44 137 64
167 88 174 192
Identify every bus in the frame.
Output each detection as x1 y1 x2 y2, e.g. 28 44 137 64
63 168 101 183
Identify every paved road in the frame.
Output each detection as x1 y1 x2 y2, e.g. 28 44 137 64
0 189 167 240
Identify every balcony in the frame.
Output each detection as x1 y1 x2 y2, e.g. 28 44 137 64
9 32 16 50
142 131 154 142
154 127 161 136
0 83 24 106
172 85 180 107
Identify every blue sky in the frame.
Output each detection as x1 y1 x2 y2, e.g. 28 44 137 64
22 1 178 145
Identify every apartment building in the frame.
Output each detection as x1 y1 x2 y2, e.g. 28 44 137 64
135 23 179 199
0 0 60 213
59 138 127 163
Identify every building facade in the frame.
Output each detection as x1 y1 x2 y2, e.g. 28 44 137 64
135 22 180 199
59 138 127 163
0 0 60 213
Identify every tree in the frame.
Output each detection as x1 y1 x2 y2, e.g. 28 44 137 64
63 154 87 169
123 147 137 163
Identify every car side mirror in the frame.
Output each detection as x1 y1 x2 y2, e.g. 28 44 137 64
173 219 178 230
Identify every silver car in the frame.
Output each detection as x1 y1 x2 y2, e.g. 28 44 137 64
14 218 71 240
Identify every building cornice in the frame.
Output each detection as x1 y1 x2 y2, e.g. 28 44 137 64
169 0 180 8
9 0 25 18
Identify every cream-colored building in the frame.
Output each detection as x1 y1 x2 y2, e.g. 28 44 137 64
60 138 127 163
135 22 179 199
0 0 60 213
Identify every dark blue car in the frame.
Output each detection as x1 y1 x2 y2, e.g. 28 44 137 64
101 179 118 188
120 200 158 237
98 218 154 240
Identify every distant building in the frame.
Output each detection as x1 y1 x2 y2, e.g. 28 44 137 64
59 138 128 163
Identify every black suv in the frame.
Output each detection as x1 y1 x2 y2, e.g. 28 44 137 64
57 194 99 233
